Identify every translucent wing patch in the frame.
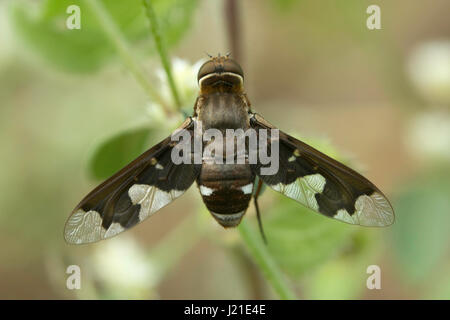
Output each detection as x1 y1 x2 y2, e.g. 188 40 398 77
250 113 394 227
271 173 326 211
65 209 105 244
128 184 185 221
334 192 394 226
64 118 200 244
65 187 186 244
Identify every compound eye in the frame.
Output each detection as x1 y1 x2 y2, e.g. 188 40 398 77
223 60 244 78
197 61 215 82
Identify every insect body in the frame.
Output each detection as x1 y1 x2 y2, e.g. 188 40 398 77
64 55 394 244
196 60 254 228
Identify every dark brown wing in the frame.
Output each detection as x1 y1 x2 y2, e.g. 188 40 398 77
249 113 394 226
64 118 200 244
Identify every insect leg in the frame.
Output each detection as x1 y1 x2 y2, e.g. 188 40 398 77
253 177 267 244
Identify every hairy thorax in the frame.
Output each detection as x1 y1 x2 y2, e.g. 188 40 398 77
197 92 249 131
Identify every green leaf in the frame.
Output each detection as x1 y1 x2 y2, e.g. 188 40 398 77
270 0 302 11
12 0 198 73
391 168 450 283
12 0 143 72
305 259 361 299
424 265 450 299
148 0 199 50
264 194 356 277
88 127 156 180
261 135 358 277
303 231 379 299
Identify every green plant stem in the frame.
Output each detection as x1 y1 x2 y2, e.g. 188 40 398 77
142 0 182 110
86 0 170 112
238 221 297 300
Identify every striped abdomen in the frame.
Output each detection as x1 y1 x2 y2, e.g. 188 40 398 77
197 163 255 227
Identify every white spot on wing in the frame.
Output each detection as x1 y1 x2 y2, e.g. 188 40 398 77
128 184 150 205
65 184 187 244
199 185 215 196
335 209 355 224
155 163 164 170
64 209 105 244
128 184 184 222
240 183 254 195
334 192 394 226
104 222 126 239
272 174 326 211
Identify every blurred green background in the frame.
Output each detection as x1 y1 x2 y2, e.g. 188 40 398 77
0 0 449 299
